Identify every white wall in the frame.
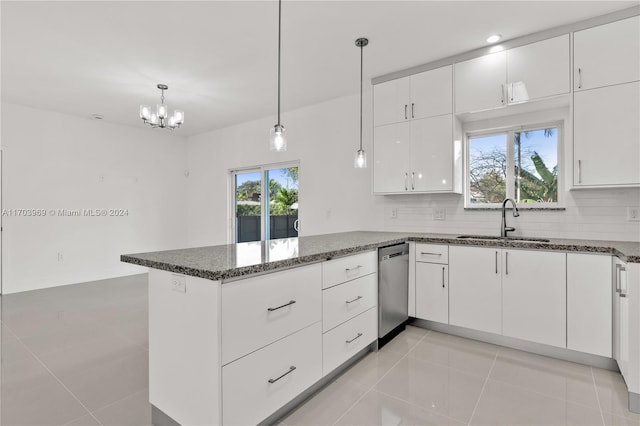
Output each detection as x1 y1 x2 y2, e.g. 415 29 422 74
186 92 377 247
1 103 188 294
187 91 640 245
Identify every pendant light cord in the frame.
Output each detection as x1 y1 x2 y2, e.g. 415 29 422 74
277 0 282 126
359 42 363 151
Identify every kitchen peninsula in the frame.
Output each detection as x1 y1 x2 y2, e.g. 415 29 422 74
122 231 640 425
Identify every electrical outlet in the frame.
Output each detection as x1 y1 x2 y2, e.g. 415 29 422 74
171 274 187 293
628 207 640 222
57 252 64 262
391 207 398 219
433 208 446 221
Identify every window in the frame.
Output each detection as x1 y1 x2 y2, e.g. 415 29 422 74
230 163 299 243
466 123 561 208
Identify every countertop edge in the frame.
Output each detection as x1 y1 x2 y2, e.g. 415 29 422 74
121 234 639 282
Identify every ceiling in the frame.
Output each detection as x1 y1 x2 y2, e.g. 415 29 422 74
2 1 637 137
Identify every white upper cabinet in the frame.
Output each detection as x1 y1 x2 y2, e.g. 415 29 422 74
573 81 640 186
374 65 452 127
454 50 507 113
455 35 570 113
574 16 640 91
373 78 411 126
373 122 411 193
410 114 455 192
410 66 453 120
506 35 570 103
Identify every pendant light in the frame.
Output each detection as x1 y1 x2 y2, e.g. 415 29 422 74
354 37 369 168
269 0 287 151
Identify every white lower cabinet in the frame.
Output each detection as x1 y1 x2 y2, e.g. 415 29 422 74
449 246 502 334
567 254 612 357
323 307 377 375
414 244 449 324
322 273 377 332
222 322 322 426
501 249 566 348
450 246 567 348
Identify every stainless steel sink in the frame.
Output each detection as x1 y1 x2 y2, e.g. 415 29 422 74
457 235 550 243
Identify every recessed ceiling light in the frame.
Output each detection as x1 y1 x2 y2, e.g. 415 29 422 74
486 34 502 44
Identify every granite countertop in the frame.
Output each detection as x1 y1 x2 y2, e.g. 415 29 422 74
121 231 640 281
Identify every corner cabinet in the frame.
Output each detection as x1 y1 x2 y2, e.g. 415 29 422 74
572 16 640 188
454 35 570 113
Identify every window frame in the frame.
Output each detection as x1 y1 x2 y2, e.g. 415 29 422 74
464 121 564 209
228 161 300 243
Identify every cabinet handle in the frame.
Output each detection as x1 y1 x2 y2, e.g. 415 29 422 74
411 103 415 119
405 172 408 191
616 263 628 296
346 295 363 304
578 160 582 184
510 83 514 102
505 251 509 275
346 332 363 344
404 104 408 120
578 68 582 89
421 252 442 256
268 366 296 384
411 172 415 190
442 266 445 288
267 300 296 312
501 84 505 104
495 251 498 274
345 265 363 272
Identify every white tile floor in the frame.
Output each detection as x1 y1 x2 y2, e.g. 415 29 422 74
2 275 639 425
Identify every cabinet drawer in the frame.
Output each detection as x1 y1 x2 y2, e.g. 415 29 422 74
221 264 321 365
323 307 377 376
222 322 322 426
415 243 448 264
322 251 377 289
323 273 377 332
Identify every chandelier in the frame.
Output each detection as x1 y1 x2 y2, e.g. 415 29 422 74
139 84 184 129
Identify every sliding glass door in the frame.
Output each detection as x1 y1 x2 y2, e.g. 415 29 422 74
231 163 299 243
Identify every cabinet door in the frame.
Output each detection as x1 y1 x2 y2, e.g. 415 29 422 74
410 115 454 192
373 122 411 193
507 35 570 103
373 77 411 126
449 246 502 334
410 65 453 119
574 82 640 186
454 50 506 113
567 254 612 357
502 250 566 348
415 263 448 323
574 16 640 91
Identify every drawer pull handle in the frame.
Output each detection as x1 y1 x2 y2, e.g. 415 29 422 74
268 366 296 384
267 300 296 312
346 333 363 344
346 295 363 304
345 265 363 272
421 252 442 256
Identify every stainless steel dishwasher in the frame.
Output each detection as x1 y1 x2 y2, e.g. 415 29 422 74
378 243 409 346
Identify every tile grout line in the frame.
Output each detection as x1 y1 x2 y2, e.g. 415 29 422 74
467 348 499 426
2 323 105 426
86 386 150 420
331 328 430 425
374 388 464 424
590 366 607 426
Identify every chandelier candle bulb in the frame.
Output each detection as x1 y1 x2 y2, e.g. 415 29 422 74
139 105 151 120
157 104 168 119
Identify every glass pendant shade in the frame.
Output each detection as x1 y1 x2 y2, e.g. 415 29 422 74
157 104 168 119
270 124 287 152
354 149 367 169
150 113 158 125
174 110 184 124
140 105 151 121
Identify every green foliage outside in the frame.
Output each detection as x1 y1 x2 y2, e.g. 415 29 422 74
236 167 299 216
470 129 557 204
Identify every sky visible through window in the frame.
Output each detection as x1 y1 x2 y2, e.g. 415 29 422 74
235 169 295 189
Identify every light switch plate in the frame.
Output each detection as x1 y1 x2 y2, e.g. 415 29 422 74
171 274 187 293
627 207 640 222
433 208 446 221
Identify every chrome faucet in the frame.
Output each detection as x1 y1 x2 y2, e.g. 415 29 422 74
501 198 520 237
